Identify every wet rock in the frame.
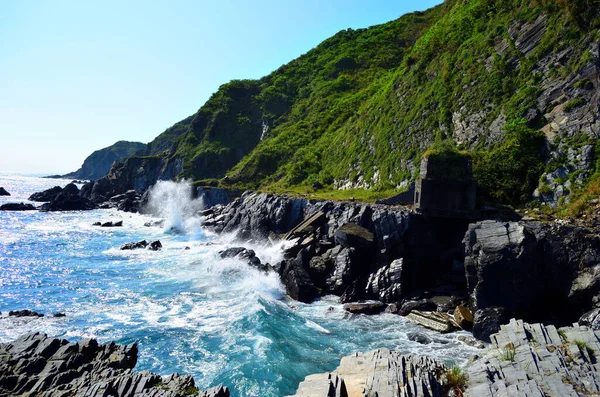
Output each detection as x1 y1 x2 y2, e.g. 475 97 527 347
472 307 507 342
457 335 485 349
8 310 44 317
96 221 123 227
219 247 266 271
454 305 474 330
39 185 95 211
0 202 36 211
343 301 387 315
148 240 162 251
407 331 433 345
288 348 448 397
29 186 63 202
0 187 10 196
120 240 148 250
53 312 66 318
0 332 229 397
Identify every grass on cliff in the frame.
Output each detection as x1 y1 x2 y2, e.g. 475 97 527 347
142 0 599 209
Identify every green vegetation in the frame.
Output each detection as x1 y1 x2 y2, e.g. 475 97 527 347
500 344 517 362
574 340 596 359
445 364 468 397
136 0 600 207
558 329 568 342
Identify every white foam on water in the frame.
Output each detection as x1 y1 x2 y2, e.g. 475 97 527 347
144 180 205 235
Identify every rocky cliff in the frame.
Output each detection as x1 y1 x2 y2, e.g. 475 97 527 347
61 141 146 181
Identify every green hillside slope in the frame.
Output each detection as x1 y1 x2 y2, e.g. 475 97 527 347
140 0 600 207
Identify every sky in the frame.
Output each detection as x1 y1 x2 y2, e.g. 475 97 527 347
0 0 442 174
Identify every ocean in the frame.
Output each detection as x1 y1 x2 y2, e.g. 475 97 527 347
0 173 477 396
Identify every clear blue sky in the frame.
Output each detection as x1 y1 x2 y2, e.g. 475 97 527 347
0 0 441 174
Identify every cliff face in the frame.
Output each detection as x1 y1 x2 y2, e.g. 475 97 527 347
63 141 146 180
119 0 600 210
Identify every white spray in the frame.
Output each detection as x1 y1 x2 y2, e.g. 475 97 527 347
144 180 205 234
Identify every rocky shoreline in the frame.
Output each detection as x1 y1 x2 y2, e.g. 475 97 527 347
4 182 600 396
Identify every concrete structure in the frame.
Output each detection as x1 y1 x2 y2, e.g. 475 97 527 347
414 154 479 219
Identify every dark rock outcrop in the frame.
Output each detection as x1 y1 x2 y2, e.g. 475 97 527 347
0 332 229 397
0 187 10 196
0 202 36 211
464 219 600 338
288 348 449 397
120 240 148 250
219 247 267 271
343 301 387 315
149 240 163 251
8 310 44 317
29 186 63 202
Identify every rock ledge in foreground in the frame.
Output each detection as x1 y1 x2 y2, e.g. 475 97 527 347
287 348 449 397
0 332 229 397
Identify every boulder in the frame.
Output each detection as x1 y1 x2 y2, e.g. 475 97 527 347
148 240 162 251
343 301 387 315
453 305 474 330
0 202 36 211
29 186 62 202
407 331 433 345
399 299 436 315
120 240 148 250
0 332 229 397
98 221 123 227
280 249 319 303
8 310 44 317
0 187 10 196
40 195 96 211
334 222 375 253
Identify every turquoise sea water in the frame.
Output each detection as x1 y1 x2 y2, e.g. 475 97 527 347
0 173 477 396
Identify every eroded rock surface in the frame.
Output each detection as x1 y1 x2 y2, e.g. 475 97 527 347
466 319 600 397
288 348 448 397
0 332 229 397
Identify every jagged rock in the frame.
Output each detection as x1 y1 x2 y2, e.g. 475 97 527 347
219 247 266 271
334 222 375 253
472 307 507 342
29 186 63 202
579 308 600 330
0 187 10 196
464 220 600 331
9 310 44 317
97 221 123 227
280 249 319 303
0 202 36 211
53 312 66 318
149 240 162 251
343 301 387 315
405 310 458 333
120 240 148 250
366 258 403 303
466 319 600 397
454 305 474 330
0 332 228 397
288 348 448 397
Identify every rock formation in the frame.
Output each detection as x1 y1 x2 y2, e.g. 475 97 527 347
0 332 229 397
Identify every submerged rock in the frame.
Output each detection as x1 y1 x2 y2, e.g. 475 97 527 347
219 247 266 271
0 332 229 397
0 187 10 196
0 202 36 211
149 240 163 251
343 301 387 315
